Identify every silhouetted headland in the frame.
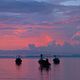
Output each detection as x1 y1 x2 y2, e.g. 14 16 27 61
38 54 51 68
53 55 60 64
15 55 22 66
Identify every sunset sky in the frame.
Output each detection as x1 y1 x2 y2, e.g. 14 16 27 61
0 0 80 52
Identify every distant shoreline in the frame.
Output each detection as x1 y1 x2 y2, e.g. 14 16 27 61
0 55 80 58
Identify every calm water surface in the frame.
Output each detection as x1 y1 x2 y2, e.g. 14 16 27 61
0 58 80 80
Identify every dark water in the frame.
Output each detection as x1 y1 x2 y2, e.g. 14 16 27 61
0 58 80 80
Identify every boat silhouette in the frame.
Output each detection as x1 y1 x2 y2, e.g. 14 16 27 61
38 54 51 68
53 55 60 64
15 55 22 65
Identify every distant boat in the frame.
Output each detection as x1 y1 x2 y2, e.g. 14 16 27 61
38 54 51 68
53 55 60 64
15 55 22 65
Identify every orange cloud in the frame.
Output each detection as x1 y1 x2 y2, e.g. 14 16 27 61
56 40 64 46
75 31 80 36
0 34 52 50
0 23 79 50
14 28 27 35
33 34 52 47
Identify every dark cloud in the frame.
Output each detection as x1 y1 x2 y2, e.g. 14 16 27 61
73 36 80 41
0 0 80 23
28 42 80 54
0 1 53 14
28 44 37 50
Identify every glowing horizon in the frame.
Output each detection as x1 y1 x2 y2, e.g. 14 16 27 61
0 0 80 50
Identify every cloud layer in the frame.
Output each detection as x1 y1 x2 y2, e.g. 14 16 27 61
0 0 80 52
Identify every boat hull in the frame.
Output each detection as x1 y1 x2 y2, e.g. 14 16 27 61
53 58 60 64
15 58 22 65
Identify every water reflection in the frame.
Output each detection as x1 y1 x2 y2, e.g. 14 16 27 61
15 62 22 71
39 65 51 72
52 59 64 80
0 58 77 80
39 65 51 80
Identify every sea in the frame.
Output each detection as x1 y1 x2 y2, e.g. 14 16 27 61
0 56 80 80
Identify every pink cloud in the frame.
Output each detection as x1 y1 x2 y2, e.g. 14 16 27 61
0 23 79 50
0 34 52 50
75 31 80 36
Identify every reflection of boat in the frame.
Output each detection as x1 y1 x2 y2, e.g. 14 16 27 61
15 56 22 65
53 55 60 64
38 54 51 68
39 64 50 72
